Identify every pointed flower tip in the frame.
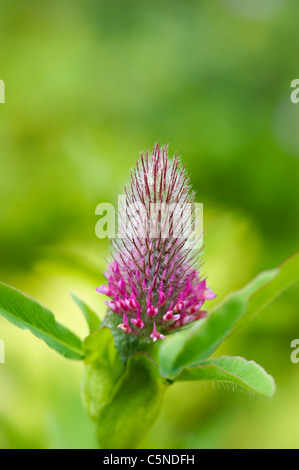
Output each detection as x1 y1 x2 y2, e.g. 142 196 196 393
150 322 166 342
118 313 133 333
96 285 113 297
99 144 216 341
130 317 144 329
130 308 144 328
203 288 217 300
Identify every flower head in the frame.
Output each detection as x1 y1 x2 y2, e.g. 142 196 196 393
97 144 216 341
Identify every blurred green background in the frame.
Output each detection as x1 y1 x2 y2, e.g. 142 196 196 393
0 0 299 449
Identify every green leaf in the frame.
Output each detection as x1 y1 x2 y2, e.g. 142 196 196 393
160 252 299 376
173 356 275 398
81 327 125 422
97 353 168 449
71 292 101 333
242 252 299 323
0 282 84 360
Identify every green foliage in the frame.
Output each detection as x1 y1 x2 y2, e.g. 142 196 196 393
0 252 298 447
82 327 167 448
71 292 101 333
243 252 299 324
97 352 168 449
81 328 125 422
173 356 275 398
160 253 299 377
0 282 84 361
